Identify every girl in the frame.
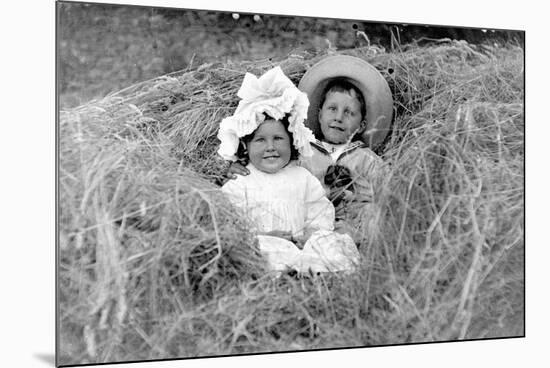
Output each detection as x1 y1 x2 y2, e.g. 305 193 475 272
217 66 360 273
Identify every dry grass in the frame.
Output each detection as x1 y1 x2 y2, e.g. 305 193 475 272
58 40 524 365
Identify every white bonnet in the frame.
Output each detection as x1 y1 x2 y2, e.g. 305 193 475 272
217 66 315 161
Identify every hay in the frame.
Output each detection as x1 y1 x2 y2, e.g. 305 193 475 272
58 40 524 364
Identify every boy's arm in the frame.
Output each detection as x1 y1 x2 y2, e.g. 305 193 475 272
351 174 375 204
349 151 384 204
216 157 250 185
226 160 249 179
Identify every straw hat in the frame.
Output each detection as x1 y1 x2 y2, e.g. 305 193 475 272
298 55 393 148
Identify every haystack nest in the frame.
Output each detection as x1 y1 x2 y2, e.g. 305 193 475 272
58 40 523 364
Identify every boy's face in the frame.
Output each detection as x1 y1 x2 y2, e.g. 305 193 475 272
319 91 365 144
246 119 292 173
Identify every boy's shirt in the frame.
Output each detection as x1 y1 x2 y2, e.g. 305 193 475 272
298 139 383 239
299 139 382 198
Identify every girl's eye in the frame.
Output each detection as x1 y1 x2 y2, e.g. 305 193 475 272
274 136 285 141
254 137 265 142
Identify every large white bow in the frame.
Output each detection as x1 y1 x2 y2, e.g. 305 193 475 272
217 66 314 162
237 66 295 102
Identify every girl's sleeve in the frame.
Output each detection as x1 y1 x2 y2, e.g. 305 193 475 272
342 150 386 242
221 179 263 235
303 171 335 234
221 179 245 208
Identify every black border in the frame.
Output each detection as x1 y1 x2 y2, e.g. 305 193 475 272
56 1 60 367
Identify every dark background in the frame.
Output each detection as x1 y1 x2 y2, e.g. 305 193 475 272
57 1 524 108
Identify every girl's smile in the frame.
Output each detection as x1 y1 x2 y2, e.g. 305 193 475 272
246 119 292 173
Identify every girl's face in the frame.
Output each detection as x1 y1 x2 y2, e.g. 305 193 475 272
246 119 292 174
318 90 365 144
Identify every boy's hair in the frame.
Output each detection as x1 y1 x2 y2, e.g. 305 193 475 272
236 113 300 161
319 78 367 120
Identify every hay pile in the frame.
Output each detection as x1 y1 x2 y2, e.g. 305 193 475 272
58 40 524 364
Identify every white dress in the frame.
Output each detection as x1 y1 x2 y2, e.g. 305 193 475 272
221 163 360 273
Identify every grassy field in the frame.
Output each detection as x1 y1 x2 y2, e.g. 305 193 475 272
57 4 524 366
57 2 522 109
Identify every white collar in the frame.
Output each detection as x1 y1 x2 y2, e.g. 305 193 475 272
321 141 347 153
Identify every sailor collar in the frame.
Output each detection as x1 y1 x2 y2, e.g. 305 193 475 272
311 139 365 156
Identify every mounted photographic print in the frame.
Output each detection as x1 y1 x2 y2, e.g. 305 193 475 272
57 1 525 366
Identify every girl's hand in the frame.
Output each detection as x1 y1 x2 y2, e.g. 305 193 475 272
226 160 250 180
260 230 293 241
260 231 305 250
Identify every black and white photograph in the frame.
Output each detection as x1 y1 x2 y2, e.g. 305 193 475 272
54 0 528 366
6 0 548 367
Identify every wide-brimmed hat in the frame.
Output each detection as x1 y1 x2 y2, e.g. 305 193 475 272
298 55 393 148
